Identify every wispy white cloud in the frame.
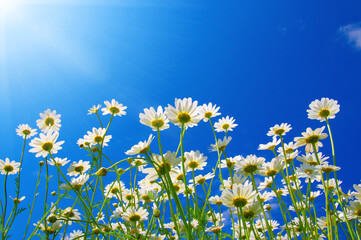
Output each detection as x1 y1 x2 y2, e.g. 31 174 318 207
340 23 361 49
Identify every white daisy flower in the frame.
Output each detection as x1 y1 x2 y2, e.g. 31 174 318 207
29 130 65 158
88 104 102 115
67 160 91 176
259 157 285 177
142 152 181 181
307 98 340 122
101 99 127 117
209 195 223 206
60 174 89 191
209 136 232 152
277 141 298 154
220 155 242 169
235 154 265 177
296 163 321 183
242 201 262 221
214 116 237 132
294 127 328 153
258 137 281 151
0 158 20 175
16 124 37 139
189 172 215 185
221 181 257 208
198 103 221 122
104 181 125 198
296 152 329 166
36 109 61 133
48 157 70 167
165 97 201 128
87 127 112 146
184 150 207 172
121 208 148 222
139 106 170 131
62 207 81 225
65 230 83 240
267 123 292 137
125 134 154 155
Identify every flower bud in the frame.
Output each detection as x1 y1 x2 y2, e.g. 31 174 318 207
47 214 57 223
95 167 108 177
51 191 57 196
153 208 161 218
92 228 100 235
39 161 44 167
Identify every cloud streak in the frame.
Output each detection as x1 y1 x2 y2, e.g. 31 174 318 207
340 23 361 49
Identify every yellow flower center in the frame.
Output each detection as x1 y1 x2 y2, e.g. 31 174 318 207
243 210 255 220
188 161 199 169
129 214 141 222
222 123 230 130
204 112 213 118
41 142 53 152
74 166 84 173
110 187 120 194
157 162 171 175
109 106 120 114
196 178 206 185
22 129 31 136
177 112 191 123
266 169 278 177
319 109 330 118
232 197 248 208
151 119 165 128
305 135 320 144
275 129 285 135
3 165 14 172
45 117 55 127
94 136 103 143
304 169 313 175
244 165 258 173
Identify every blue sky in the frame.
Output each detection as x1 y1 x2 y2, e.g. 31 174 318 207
1 0 361 238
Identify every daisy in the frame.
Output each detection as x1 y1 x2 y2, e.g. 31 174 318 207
29 130 65 158
189 172 215 185
316 162 340 174
267 123 291 137
184 150 207 172
209 136 232 152
60 174 89 191
296 163 321 183
198 102 221 122
346 200 361 219
220 155 242 169
88 104 102 115
101 99 127 117
278 150 299 164
277 141 298 154
352 184 361 200
294 126 328 153
67 160 91 176
258 137 281 151
142 152 181 181
317 178 342 192
259 177 274 190
296 152 329 166
205 223 224 234
125 134 154 155
259 157 285 177
235 155 265 177
209 195 223 206
308 191 322 201
307 98 340 122
121 208 148 223
65 230 83 240
36 109 61 133
139 106 170 131
87 128 112 146
221 174 246 190
214 116 237 132
242 201 262 221
0 158 20 175
16 124 37 139
104 181 125 198
221 181 257 208
165 97 201 128
62 207 81 225
48 157 70 167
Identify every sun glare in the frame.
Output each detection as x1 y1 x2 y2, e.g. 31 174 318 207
0 0 18 17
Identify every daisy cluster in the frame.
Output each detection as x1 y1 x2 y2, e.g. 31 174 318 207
0 97 360 240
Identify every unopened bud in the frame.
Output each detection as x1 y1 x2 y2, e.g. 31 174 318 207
95 167 107 177
265 204 272 211
39 161 44 167
13 198 21 205
92 228 100 235
47 214 57 223
51 191 57 196
153 208 161 218
112 203 119 208
117 168 125 175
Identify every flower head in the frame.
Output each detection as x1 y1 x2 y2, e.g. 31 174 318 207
294 127 328 153
235 155 265 177
139 106 169 131
29 130 65 158
210 136 232 152
165 98 201 128
88 104 102 115
267 123 291 137
307 98 340 122
87 128 112 147
101 99 127 117
125 134 154 155
16 124 37 139
221 181 257 208
67 160 90 176
121 208 148 223
198 103 221 122
214 116 237 132
36 109 61 133
48 157 70 167
0 158 20 175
